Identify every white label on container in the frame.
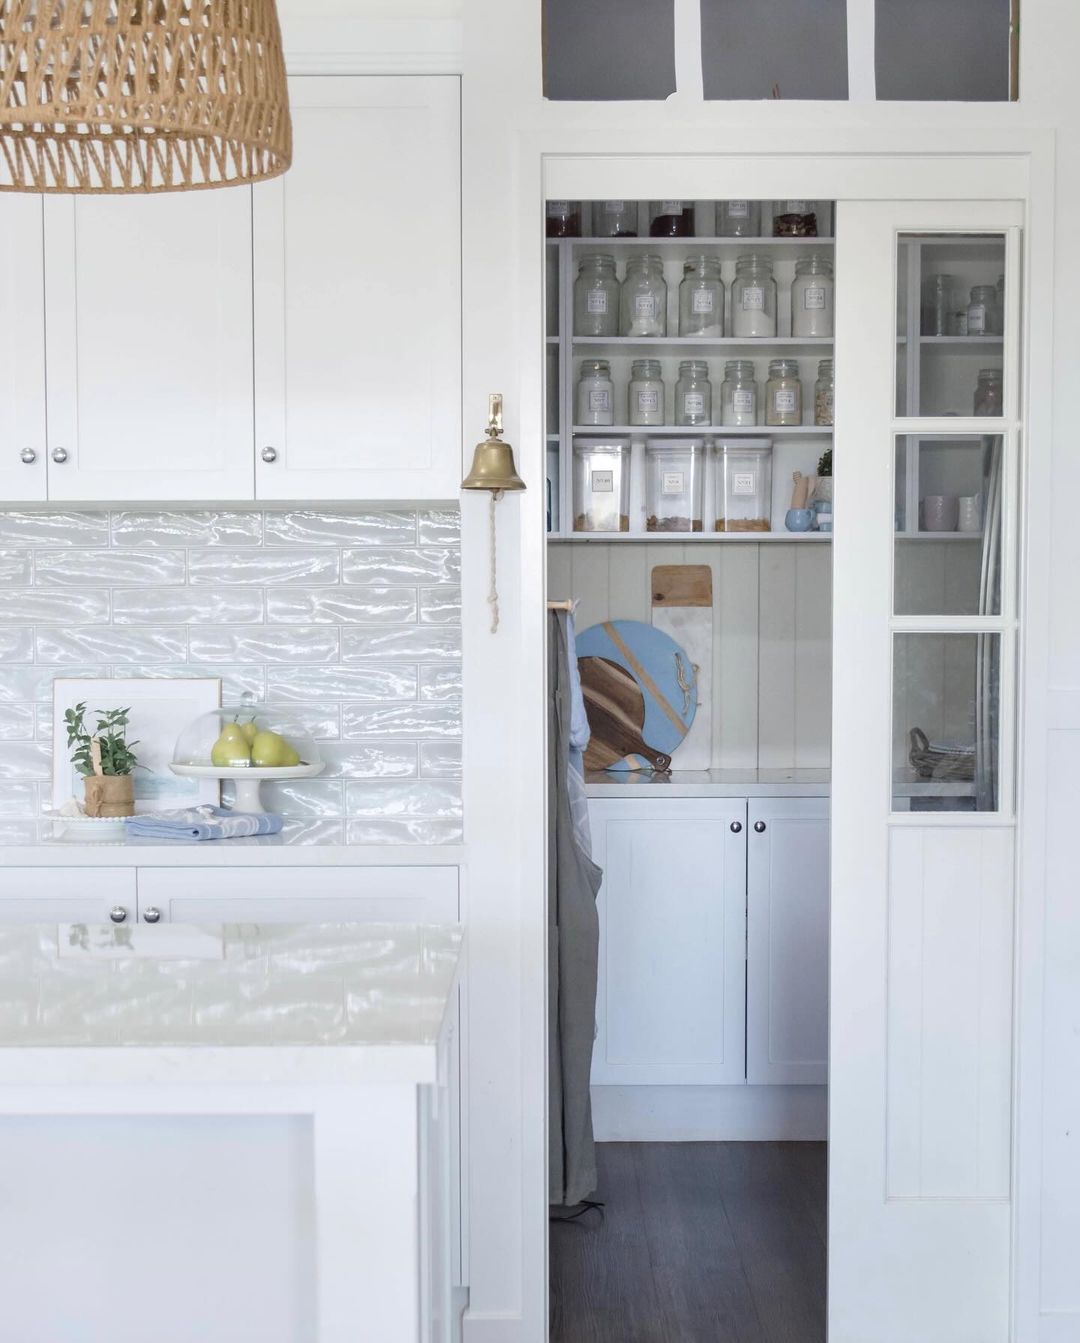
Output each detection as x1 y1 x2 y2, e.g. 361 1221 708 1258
634 294 657 318
784 200 809 213
586 290 608 314
741 286 765 311
602 200 626 213
660 200 684 214
803 285 826 310
591 469 614 493
732 389 755 413
683 393 706 415
727 200 750 218
548 200 569 214
969 305 986 334
774 388 797 414
732 471 757 496
662 471 685 495
692 290 715 314
588 389 612 413
636 389 661 412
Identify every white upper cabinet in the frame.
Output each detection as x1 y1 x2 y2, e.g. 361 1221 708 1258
43 190 255 502
253 75 461 501
0 197 47 502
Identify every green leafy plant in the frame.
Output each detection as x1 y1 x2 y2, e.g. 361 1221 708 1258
64 703 141 777
817 447 833 477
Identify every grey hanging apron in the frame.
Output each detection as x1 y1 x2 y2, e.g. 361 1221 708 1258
549 611 603 1208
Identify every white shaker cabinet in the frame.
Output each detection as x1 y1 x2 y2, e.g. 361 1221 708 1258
0 197 47 502
746 798 830 1085
0 868 136 926
254 76 461 502
42 190 255 502
589 797 748 1087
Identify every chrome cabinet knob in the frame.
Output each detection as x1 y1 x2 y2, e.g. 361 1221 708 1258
143 907 162 924
51 446 68 464
109 906 127 924
754 821 767 833
261 446 278 464
19 447 36 464
730 821 743 833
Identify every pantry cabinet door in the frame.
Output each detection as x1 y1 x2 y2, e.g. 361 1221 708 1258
253 76 461 502
42 190 255 502
589 797 747 1087
746 797 829 1086
0 197 47 501
0 868 136 925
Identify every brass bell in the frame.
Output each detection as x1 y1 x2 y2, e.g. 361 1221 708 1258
461 393 526 494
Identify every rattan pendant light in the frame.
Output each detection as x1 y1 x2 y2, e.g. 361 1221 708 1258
0 1 291 193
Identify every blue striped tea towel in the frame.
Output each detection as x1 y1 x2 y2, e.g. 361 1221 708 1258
124 806 283 842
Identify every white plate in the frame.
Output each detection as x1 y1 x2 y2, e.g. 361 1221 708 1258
51 816 128 841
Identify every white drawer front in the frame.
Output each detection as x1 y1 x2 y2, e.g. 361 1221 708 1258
0 868 136 924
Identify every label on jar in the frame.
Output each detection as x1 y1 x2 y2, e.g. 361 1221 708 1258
803 285 826 310
634 295 657 318
547 200 570 215
732 471 757 496
692 290 715 314
586 290 609 314
591 469 614 493
773 388 797 414
969 304 986 334
784 200 809 213
588 389 612 412
660 200 684 214
662 471 685 495
602 200 626 213
732 389 755 413
636 389 661 413
727 200 750 218
741 286 765 311
683 393 706 415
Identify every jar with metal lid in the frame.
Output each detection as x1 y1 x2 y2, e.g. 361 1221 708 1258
674 360 712 427
772 200 819 237
678 255 725 338
968 285 1003 337
814 359 834 426
731 254 777 338
546 200 582 238
974 368 1003 417
922 273 955 337
573 254 619 337
628 359 665 426
720 359 758 426
645 439 706 532
591 200 638 237
716 200 761 238
575 359 615 427
620 253 667 336
649 200 694 238
573 439 631 532
766 358 802 426
791 254 834 338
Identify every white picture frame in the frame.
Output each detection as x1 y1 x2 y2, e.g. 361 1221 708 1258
52 678 222 815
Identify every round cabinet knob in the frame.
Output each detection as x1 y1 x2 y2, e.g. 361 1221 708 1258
754 820 767 833
143 907 162 924
19 447 36 465
730 821 743 833
109 906 127 924
51 447 68 464
261 446 278 464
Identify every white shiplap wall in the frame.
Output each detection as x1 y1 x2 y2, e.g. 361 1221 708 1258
547 540 832 769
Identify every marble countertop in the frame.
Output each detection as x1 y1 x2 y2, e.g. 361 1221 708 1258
0 922 462 1085
585 768 831 797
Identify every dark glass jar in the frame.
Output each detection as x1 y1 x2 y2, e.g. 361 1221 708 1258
649 200 694 238
546 200 582 239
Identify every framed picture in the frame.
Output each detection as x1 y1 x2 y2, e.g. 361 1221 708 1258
52 678 222 814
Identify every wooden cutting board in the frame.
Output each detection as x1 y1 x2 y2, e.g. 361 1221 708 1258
579 657 672 773
651 565 712 770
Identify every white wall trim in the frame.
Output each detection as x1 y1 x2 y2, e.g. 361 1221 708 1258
592 1085 828 1142
281 19 463 76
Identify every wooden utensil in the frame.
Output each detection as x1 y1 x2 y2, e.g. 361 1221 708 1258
651 565 712 770
580 656 672 773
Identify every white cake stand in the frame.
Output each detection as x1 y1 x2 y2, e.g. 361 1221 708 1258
170 762 325 814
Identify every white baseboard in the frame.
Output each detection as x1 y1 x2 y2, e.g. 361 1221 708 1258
462 1310 525 1342
591 1084 828 1141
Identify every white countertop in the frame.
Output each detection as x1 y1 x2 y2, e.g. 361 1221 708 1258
0 921 462 1085
585 768 831 797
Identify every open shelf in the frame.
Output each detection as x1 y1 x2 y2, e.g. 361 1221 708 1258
571 424 832 437
572 336 834 357
549 530 832 544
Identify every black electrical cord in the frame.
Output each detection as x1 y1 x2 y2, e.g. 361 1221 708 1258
549 1199 606 1225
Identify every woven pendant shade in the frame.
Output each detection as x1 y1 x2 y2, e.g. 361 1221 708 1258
0 1 291 193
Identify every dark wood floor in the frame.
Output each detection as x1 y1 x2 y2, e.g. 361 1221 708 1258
550 1142 827 1343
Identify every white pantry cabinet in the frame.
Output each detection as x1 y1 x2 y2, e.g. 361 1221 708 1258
0 868 136 926
0 196 47 502
254 76 461 501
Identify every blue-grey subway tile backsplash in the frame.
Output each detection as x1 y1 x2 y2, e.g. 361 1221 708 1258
0 508 462 845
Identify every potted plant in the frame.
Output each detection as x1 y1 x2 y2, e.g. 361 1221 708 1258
814 446 833 503
65 703 141 818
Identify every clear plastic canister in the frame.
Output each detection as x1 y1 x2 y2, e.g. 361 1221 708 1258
573 438 631 532
715 438 773 533
645 439 706 533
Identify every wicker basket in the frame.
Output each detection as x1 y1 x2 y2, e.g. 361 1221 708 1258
908 727 976 782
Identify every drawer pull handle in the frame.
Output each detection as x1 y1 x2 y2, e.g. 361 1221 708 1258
109 906 127 924
730 821 742 833
143 907 162 924
754 820 767 833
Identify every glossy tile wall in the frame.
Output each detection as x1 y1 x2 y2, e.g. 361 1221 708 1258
0 509 462 845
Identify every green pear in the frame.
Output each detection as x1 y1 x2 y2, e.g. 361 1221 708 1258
251 729 298 767
211 722 251 767
238 718 259 746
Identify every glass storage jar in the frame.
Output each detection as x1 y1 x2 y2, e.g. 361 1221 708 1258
575 359 615 427
715 438 773 532
720 359 758 426
620 253 667 336
645 439 706 532
628 359 665 426
674 360 712 427
974 368 1003 417
573 439 631 532
731 254 777 338
765 358 802 426
591 200 638 237
649 200 694 237
968 284 1003 336
772 200 820 237
716 200 761 238
573 254 620 337
921 273 955 337
678 255 725 337
546 200 582 238
814 358 834 426
791 254 834 337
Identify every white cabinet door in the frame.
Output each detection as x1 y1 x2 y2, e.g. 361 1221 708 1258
589 797 747 1087
746 797 829 1086
43 190 255 501
0 197 47 501
0 869 136 925
253 76 461 501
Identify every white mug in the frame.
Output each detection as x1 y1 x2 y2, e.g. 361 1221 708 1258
923 495 959 532
957 495 982 532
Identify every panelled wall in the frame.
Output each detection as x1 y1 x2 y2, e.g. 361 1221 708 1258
547 541 832 769
0 507 462 845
